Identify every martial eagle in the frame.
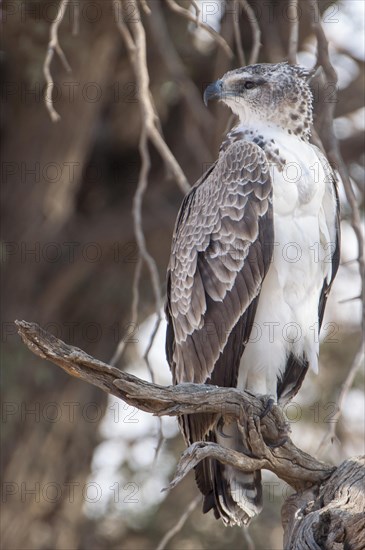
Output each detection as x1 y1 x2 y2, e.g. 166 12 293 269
165 63 340 526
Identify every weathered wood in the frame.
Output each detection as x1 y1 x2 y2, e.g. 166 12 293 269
16 320 364 547
282 457 365 549
16 320 333 491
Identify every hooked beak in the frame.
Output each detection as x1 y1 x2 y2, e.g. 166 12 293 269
203 79 223 106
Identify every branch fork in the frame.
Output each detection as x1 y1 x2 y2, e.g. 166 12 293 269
15 321 364 548
16 320 334 493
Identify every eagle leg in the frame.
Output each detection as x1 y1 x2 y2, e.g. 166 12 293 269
264 435 289 449
216 417 232 439
259 397 275 419
236 416 263 460
238 441 261 459
255 406 289 450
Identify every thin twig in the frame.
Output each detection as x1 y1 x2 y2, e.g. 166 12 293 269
43 0 71 122
242 526 255 550
114 1 189 194
143 314 162 380
140 0 151 15
148 2 213 130
72 0 80 36
114 0 175 461
155 495 200 550
153 423 165 466
338 294 361 304
113 1 136 53
310 0 364 324
149 126 190 193
140 311 164 464
309 2 364 303
127 16 163 372
165 0 233 59
113 4 163 374
317 336 365 456
112 2 167 372
191 0 200 22
143 313 164 463
287 0 299 64
233 0 246 66
110 256 142 367
147 2 213 166
308 0 365 454
239 0 261 64
133 124 162 344
113 0 188 382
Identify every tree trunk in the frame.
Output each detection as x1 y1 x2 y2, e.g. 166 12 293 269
282 457 365 549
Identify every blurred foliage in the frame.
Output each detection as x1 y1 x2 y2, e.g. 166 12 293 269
1 0 363 549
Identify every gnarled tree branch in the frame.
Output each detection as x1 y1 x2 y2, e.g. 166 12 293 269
15 320 365 548
16 320 333 490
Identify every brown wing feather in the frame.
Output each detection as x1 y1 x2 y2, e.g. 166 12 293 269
165 140 274 448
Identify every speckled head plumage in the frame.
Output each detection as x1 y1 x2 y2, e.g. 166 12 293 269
204 62 314 140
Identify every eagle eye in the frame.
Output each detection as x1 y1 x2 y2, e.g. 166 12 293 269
244 81 256 90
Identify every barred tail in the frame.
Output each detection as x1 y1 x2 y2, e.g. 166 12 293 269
195 423 263 526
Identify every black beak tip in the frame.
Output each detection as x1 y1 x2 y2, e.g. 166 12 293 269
203 80 223 107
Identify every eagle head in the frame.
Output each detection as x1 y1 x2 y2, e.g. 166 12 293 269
204 62 315 138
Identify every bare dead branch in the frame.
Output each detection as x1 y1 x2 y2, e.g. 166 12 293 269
114 0 194 464
112 9 184 469
114 0 189 194
317 337 365 456
16 320 334 493
143 314 162 375
121 7 162 370
147 7 214 169
238 0 261 64
15 320 364 547
307 2 365 449
113 1 136 53
155 495 200 550
147 3 214 133
339 293 362 304
166 441 265 491
191 0 200 21
165 0 234 59
287 0 299 64
241 526 255 550
140 0 151 15
111 1 173 379
71 0 80 36
133 122 163 354
43 0 72 122
149 119 191 194
143 313 165 463
110 256 142 367
309 0 364 325
233 0 246 66
167 416 333 492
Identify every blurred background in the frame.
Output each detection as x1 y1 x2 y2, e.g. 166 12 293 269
1 1 364 548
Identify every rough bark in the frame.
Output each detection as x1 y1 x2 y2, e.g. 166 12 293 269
16 321 365 548
282 457 365 549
